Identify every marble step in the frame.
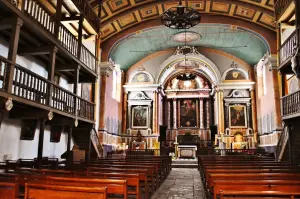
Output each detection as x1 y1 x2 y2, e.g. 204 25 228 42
172 164 198 168
172 160 198 165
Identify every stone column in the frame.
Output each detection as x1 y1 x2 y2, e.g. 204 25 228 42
152 91 157 134
246 103 252 129
206 99 210 129
99 73 107 129
224 103 229 129
250 89 258 134
219 90 225 133
167 100 171 129
199 98 204 129
173 98 177 129
122 91 128 133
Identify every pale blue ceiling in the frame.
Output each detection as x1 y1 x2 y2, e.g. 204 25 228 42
109 24 270 70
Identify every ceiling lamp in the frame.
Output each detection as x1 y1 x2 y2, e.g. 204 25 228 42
161 0 201 29
176 73 196 81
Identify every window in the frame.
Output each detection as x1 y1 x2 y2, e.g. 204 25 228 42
112 66 122 102
262 65 267 96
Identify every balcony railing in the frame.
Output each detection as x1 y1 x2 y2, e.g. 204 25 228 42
0 55 94 121
275 0 294 21
14 0 97 73
71 0 100 32
281 89 300 118
279 26 300 66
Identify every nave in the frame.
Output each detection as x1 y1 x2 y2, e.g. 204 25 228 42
151 168 204 199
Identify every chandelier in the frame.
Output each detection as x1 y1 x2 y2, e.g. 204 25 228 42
161 0 201 29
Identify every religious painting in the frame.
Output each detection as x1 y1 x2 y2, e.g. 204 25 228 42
81 83 92 101
20 119 37 140
225 69 247 80
132 106 148 128
229 105 247 128
179 99 197 127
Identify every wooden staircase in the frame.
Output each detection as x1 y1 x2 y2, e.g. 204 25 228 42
72 128 100 161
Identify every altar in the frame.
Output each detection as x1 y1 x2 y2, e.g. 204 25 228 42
177 145 197 158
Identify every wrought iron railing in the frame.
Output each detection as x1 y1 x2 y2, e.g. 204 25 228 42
281 89 300 117
0 55 94 121
279 26 300 66
275 0 294 21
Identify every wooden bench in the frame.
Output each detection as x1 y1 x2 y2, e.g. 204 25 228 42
46 176 127 199
25 183 107 199
213 180 300 199
0 181 18 199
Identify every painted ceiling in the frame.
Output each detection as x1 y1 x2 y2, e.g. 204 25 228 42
88 0 275 42
109 25 270 70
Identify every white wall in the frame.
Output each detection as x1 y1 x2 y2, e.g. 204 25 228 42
0 38 75 161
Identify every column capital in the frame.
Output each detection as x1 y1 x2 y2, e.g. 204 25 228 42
100 62 114 76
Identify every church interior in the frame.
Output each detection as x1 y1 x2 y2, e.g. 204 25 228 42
0 0 299 198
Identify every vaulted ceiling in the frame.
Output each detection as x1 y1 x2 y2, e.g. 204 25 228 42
88 0 277 66
109 25 270 70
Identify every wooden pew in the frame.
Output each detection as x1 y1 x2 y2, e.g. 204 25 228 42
213 180 300 199
87 167 150 199
220 190 300 199
25 183 107 199
86 172 141 199
0 181 18 199
46 176 127 199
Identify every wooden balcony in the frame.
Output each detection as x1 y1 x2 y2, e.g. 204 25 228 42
0 55 94 122
1 0 97 76
275 0 294 22
281 89 300 119
71 0 100 32
278 26 300 70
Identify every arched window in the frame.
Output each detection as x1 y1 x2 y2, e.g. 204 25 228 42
112 65 122 102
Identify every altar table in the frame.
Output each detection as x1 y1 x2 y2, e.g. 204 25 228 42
177 145 197 158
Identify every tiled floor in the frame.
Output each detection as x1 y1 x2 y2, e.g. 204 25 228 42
151 168 205 199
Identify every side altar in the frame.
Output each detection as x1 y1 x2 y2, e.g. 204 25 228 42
175 134 199 158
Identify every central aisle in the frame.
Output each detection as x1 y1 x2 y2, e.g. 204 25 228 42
151 168 205 199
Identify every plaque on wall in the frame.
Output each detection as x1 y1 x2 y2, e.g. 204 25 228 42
179 99 197 127
132 106 148 128
50 125 63 143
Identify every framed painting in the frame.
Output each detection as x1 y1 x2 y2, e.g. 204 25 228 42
50 125 63 143
20 119 37 140
131 106 148 128
179 99 197 127
229 105 247 128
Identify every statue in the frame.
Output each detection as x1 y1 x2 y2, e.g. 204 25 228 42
136 130 143 142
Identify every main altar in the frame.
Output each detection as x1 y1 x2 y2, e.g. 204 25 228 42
175 134 199 158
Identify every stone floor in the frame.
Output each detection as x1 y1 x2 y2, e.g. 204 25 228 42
151 168 205 199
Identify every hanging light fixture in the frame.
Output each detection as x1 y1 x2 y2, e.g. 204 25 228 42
161 0 201 29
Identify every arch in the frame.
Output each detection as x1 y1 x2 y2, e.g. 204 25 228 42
222 68 249 81
128 70 154 83
156 52 222 86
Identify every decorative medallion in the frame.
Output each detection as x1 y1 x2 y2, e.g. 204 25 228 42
74 119 78 127
172 32 201 43
48 111 53 121
5 98 13 111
